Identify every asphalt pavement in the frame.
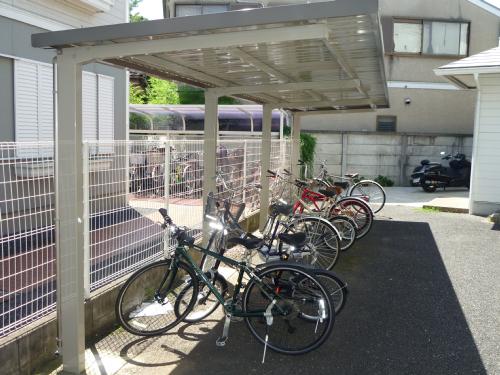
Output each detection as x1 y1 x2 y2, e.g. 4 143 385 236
81 205 499 375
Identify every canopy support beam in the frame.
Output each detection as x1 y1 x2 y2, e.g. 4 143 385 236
259 104 273 230
207 79 360 97
202 91 219 244
291 113 301 177
55 56 86 374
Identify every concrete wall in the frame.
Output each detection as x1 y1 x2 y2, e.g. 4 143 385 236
310 130 473 186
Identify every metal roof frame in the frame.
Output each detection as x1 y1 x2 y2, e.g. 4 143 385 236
32 0 389 112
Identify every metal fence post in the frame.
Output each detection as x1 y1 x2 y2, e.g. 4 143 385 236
163 140 171 257
242 140 247 204
82 142 91 298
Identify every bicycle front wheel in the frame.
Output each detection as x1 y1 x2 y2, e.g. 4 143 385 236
243 264 335 355
330 215 357 251
115 260 198 336
349 180 386 213
280 217 341 270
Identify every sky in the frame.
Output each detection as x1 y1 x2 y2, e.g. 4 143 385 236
136 0 164 20
135 0 500 20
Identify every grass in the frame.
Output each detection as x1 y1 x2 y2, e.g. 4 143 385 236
416 206 442 213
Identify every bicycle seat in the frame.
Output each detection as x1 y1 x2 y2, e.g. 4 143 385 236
295 179 308 188
344 173 359 179
334 181 349 190
269 203 294 216
227 235 263 249
278 232 307 248
318 189 336 198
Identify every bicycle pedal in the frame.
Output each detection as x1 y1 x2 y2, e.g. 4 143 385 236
216 336 228 347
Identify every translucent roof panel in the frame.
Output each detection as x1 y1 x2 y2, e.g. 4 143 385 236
33 0 388 113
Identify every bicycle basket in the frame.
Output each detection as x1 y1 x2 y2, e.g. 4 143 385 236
223 199 246 225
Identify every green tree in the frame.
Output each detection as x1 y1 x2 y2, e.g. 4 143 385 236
129 0 147 23
129 83 146 104
146 77 179 104
178 84 240 105
129 77 180 104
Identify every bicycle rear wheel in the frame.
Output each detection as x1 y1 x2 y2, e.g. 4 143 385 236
280 216 340 270
308 269 347 314
115 260 198 336
243 264 334 355
349 180 386 213
330 197 373 239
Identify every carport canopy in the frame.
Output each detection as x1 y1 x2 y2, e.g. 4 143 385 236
31 1 388 373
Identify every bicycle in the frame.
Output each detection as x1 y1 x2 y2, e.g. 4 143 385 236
192 194 348 317
314 160 386 214
115 208 335 359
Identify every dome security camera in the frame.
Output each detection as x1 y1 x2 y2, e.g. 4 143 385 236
404 97 411 105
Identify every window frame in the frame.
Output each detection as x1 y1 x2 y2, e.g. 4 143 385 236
390 17 470 58
174 3 230 17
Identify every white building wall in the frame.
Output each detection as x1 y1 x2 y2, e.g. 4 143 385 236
470 73 500 215
0 0 127 29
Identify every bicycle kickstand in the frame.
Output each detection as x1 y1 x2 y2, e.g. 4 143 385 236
216 313 232 347
262 299 276 364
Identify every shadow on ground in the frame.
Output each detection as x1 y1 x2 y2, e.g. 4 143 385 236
157 218 486 375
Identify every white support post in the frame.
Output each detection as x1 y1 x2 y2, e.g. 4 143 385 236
259 104 273 231
242 140 247 204
82 142 90 299
55 55 85 374
163 140 171 257
202 92 218 243
291 113 301 177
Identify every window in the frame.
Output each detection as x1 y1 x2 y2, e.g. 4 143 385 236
392 19 469 56
14 59 114 157
376 116 397 132
175 4 229 17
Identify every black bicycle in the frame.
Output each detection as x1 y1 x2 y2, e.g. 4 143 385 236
115 208 335 357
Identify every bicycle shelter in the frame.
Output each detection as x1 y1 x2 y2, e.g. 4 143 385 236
31 0 389 372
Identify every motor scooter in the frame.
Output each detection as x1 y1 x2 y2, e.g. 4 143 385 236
410 152 471 192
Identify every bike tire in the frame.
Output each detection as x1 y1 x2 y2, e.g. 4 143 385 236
330 197 373 240
279 216 341 270
330 215 357 251
174 272 228 323
115 260 198 336
243 264 335 355
349 180 386 213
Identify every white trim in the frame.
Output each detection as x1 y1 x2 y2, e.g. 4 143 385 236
387 81 459 90
435 66 500 76
0 52 53 67
466 0 500 18
0 3 72 31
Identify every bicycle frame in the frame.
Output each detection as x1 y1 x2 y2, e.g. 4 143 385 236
164 241 280 318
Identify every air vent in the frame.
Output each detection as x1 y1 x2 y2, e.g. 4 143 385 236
376 116 397 132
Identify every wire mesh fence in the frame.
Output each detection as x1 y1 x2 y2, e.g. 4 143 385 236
0 142 56 337
0 137 290 337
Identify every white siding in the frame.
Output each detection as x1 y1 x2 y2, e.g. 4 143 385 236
471 74 500 210
0 0 127 30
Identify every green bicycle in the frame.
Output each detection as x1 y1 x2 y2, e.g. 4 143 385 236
115 208 335 356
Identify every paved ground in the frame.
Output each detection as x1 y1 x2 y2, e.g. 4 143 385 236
385 186 469 209
71 204 499 375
